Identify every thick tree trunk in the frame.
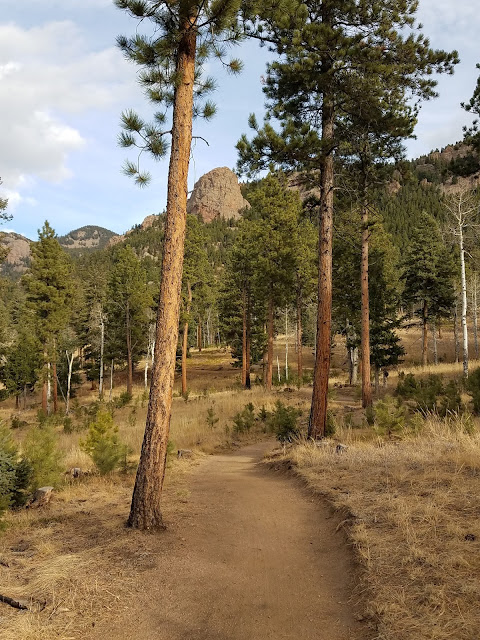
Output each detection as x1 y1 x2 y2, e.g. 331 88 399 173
360 201 372 409
296 290 303 384
126 302 133 395
266 296 274 391
181 282 192 396
459 231 469 378
309 90 334 439
128 24 196 530
422 300 428 366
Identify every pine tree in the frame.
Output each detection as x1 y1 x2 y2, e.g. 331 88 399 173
106 245 152 396
402 213 456 365
116 0 246 529
23 222 73 414
239 0 458 437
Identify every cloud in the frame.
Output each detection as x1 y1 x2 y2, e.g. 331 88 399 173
0 21 137 193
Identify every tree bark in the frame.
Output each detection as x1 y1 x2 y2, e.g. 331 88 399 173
245 293 251 389
126 301 133 395
348 345 359 385
181 282 192 396
128 22 196 530
241 287 247 388
99 312 105 399
65 351 74 415
459 228 469 378
296 290 303 384
454 302 459 363
52 361 58 413
360 201 372 409
422 300 428 366
473 276 479 359
309 87 334 439
432 321 438 366
266 296 274 391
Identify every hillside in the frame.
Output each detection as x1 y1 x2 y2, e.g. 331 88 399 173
58 225 118 254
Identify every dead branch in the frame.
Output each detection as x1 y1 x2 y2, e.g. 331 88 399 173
0 594 29 610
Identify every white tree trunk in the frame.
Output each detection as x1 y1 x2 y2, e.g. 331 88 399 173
459 228 469 377
65 351 74 415
277 355 281 382
473 274 479 359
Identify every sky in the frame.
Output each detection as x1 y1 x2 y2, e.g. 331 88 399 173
0 0 479 240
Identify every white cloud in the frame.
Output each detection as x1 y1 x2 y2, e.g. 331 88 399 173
0 21 137 192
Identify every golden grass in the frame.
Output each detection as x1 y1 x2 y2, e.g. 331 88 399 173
278 416 480 639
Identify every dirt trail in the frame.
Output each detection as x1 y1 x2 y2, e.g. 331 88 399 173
90 442 365 640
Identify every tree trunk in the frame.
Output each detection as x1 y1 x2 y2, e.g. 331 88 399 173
309 85 334 439
65 351 74 415
52 361 58 413
99 314 105 399
296 290 303 384
285 306 289 382
128 23 196 530
110 360 114 402
360 201 372 409
15 394 19 410
126 301 133 395
181 282 192 396
245 294 251 389
348 345 359 386
197 321 202 353
459 229 469 378
432 321 438 366
266 296 274 391
473 277 479 359
241 287 247 387
454 302 459 363
277 356 281 382
422 300 428 366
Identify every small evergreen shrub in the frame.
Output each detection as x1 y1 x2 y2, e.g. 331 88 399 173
232 403 256 434
325 410 337 437
81 410 129 475
374 397 406 437
114 391 132 408
268 401 302 442
63 416 74 433
257 406 270 423
10 415 27 430
23 424 63 490
465 368 480 415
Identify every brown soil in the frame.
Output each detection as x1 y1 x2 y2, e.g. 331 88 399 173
87 441 366 640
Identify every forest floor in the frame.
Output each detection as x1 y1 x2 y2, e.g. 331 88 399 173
1 327 480 639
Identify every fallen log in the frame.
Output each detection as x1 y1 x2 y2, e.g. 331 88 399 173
0 594 29 610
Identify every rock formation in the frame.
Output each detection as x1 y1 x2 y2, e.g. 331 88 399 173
187 167 249 223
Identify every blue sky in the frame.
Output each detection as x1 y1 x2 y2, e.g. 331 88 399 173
0 0 478 239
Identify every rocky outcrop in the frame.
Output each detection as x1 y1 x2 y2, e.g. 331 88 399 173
187 167 249 222
108 214 161 247
0 232 31 275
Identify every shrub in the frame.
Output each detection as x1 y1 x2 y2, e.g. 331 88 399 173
10 415 27 430
81 410 128 475
268 401 302 442
63 416 74 433
374 397 406 437
206 406 219 429
114 391 132 408
325 410 337 437
465 368 480 414
257 406 270 423
23 424 63 490
0 424 34 519
232 403 256 434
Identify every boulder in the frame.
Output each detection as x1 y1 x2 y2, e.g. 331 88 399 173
187 167 249 223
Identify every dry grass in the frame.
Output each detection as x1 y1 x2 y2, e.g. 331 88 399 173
278 417 480 639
